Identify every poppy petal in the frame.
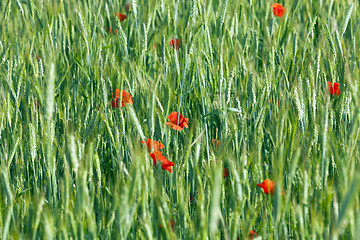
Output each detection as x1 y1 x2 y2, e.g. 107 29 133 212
249 230 258 239
168 112 178 122
149 151 174 173
223 168 229 178
111 100 116 108
257 179 276 195
180 117 189 128
333 82 340 95
166 122 184 131
327 81 334 95
149 151 162 166
162 161 175 173
175 39 181 50
170 38 181 50
115 13 127 21
166 112 188 130
272 3 286 17
120 90 133 107
141 139 165 152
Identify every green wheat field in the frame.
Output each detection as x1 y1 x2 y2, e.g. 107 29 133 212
1 0 360 239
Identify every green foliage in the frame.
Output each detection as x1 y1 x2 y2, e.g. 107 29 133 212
0 0 359 239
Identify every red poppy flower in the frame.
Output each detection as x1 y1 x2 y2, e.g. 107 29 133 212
111 89 133 108
34 99 39 108
223 168 229 178
121 90 133 106
105 27 118 34
162 161 175 173
150 151 175 173
327 81 340 95
213 139 220 148
115 13 127 22
249 230 258 239
166 112 189 131
257 179 276 195
272 3 286 17
141 139 165 153
170 38 181 50
170 219 174 230
257 179 284 195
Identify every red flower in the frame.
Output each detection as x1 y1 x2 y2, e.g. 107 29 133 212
121 90 133 106
257 179 284 195
111 89 120 107
141 139 165 153
115 13 127 22
111 89 133 108
166 112 189 131
170 219 174 230
272 3 286 17
105 27 118 34
249 230 258 239
327 81 340 95
170 38 181 50
150 151 175 173
34 99 39 108
223 168 229 178
257 179 276 195
213 139 220 148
